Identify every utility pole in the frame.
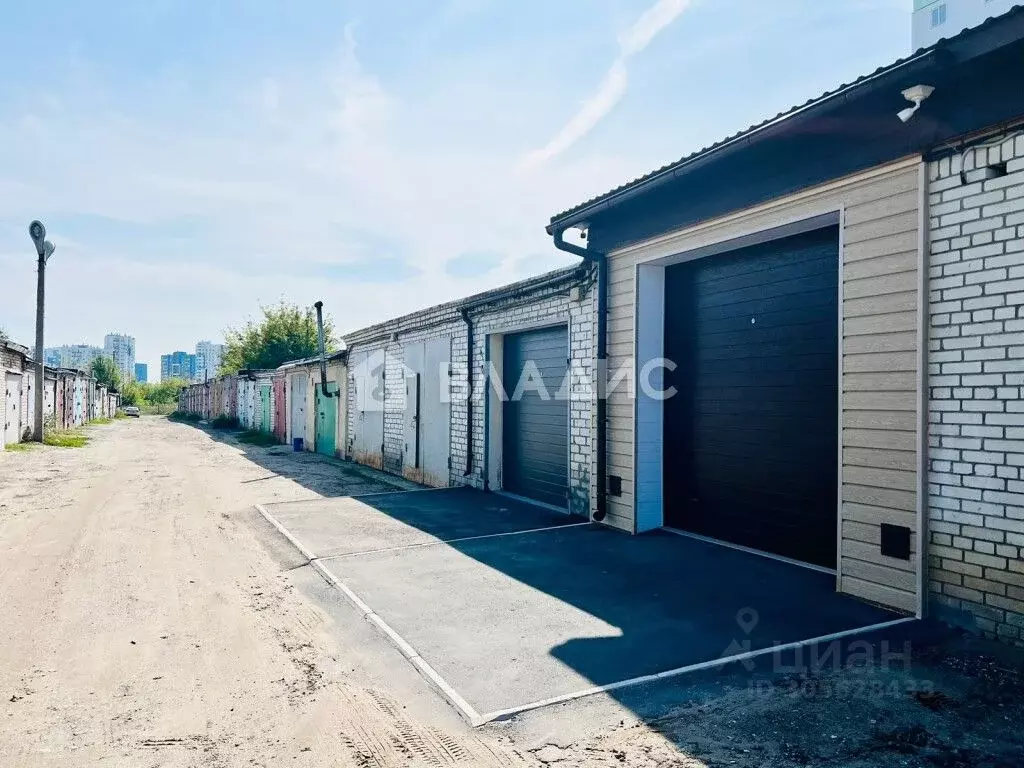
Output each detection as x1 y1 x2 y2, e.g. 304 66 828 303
28 221 55 442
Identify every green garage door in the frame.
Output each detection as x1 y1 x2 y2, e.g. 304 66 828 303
259 385 271 434
315 382 338 457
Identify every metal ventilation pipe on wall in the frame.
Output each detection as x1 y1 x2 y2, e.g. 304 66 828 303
314 301 335 398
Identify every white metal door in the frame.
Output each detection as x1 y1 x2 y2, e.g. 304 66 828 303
350 350 384 468
421 337 452 487
290 374 307 443
5 374 23 446
402 343 424 478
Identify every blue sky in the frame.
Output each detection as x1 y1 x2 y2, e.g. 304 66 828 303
0 0 910 377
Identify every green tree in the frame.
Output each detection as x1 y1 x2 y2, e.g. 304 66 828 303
221 301 335 373
91 356 122 389
149 378 189 405
120 380 149 407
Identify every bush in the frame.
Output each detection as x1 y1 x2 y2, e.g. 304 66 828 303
168 411 202 423
236 430 278 446
210 414 240 430
141 403 176 416
43 430 89 448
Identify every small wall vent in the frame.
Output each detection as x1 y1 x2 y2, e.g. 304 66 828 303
608 475 623 497
880 523 911 561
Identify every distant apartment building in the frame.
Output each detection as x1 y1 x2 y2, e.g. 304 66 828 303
134 363 148 383
43 344 103 371
160 351 196 382
194 341 225 381
912 0 1019 48
104 333 136 382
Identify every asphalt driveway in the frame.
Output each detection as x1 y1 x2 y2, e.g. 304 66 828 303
260 487 901 723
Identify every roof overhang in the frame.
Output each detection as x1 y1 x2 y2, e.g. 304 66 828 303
546 6 1024 236
1 340 31 358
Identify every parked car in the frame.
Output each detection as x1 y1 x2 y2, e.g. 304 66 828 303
123 406 140 418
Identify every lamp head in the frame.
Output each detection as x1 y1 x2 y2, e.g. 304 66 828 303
28 220 46 256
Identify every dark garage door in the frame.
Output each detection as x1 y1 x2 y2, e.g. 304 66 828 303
503 326 569 509
664 226 839 568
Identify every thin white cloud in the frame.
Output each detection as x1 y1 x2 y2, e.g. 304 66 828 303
620 0 691 55
0 21 634 372
517 0 691 173
332 22 394 134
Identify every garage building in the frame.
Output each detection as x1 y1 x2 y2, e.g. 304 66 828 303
341 265 597 516
544 8 1024 629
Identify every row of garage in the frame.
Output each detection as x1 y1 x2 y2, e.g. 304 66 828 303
2 339 120 449
183 11 1024 644
179 265 597 516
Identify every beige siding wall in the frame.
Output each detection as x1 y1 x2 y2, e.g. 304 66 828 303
604 157 922 613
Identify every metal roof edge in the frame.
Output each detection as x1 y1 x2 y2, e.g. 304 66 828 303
276 349 347 371
1 340 31 357
340 264 583 346
547 4 1024 231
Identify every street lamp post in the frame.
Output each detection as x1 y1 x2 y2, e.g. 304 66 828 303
28 220 55 442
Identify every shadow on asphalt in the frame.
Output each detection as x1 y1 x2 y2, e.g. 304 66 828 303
179 420 1024 765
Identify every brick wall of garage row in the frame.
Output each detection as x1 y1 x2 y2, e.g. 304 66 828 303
343 267 597 514
927 131 1024 645
455 284 598 515
603 157 923 613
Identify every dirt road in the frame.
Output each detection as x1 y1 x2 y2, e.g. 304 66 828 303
0 418 527 767
1 418 1021 768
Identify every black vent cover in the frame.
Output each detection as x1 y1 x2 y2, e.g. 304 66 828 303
880 523 911 560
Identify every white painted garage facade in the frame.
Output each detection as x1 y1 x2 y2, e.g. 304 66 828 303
341 266 598 516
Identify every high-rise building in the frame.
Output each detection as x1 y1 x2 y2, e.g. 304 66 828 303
912 0 1018 49
160 351 196 382
43 344 103 371
104 333 136 381
194 341 225 381
134 363 148 383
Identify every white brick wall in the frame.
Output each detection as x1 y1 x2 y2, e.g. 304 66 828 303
928 131 1024 645
453 281 598 516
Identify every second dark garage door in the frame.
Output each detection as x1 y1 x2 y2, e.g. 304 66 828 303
663 226 839 568
503 326 569 508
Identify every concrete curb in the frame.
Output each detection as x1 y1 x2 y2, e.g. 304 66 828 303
255 502 917 727
254 503 486 727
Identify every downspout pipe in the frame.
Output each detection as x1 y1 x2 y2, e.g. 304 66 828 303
459 307 474 477
551 227 608 523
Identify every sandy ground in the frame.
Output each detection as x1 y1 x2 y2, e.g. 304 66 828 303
1 417 1022 768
